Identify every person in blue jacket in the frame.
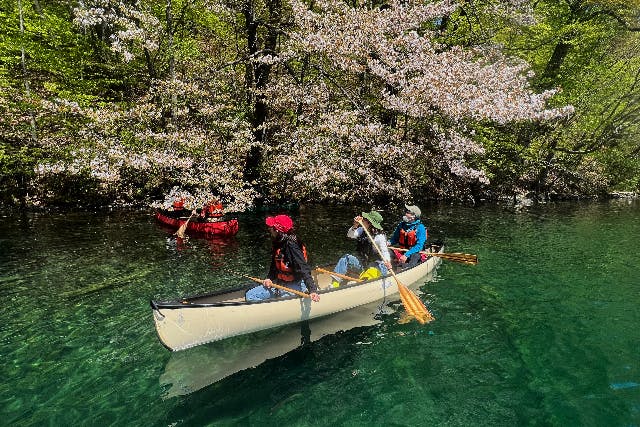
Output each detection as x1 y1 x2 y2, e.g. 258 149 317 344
388 204 427 269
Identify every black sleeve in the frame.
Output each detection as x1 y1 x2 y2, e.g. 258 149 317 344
286 241 317 293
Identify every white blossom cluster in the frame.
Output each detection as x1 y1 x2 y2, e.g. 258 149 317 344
289 0 573 124
73 0 161 62
262 95 419 202
437 129 489 184
252 0 576 200
32 72 257 209
149 184 259 213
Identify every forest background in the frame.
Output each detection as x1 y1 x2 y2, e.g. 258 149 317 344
1 0 639 211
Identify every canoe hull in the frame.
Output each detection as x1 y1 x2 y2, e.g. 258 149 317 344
155 211 239 236
151 253 442 351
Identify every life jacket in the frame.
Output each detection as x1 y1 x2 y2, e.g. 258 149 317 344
355 233 375 263
398 227 417 248
172 198 185 210
398 221 428 249
274 244 308 282
204 201 223 218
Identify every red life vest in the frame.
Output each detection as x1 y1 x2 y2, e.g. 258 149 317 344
172 198 185 209
398 228 418 248
274 245 308 282
205 201 223 217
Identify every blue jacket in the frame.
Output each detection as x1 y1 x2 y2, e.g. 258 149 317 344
389 219 427 258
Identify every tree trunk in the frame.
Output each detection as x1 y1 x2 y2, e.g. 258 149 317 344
166 0 177 126
541 39 570 85
18 0 37 142
242 0 281 185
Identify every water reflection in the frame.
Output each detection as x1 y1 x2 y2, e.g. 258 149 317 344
163 233 241 263
159 299 391 399
159 268 440 399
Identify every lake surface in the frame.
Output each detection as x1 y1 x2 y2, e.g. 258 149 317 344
1 200 638 426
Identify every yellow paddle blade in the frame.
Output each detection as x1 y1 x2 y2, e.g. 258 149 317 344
397 284 434 324
175 212 196 238
175 224 188 238
433 253 478 265
398 313 414 324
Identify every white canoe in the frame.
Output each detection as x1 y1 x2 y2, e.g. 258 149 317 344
151 248 443 351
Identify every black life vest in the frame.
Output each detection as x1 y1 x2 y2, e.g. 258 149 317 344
274 244 308 282
355 232 375 263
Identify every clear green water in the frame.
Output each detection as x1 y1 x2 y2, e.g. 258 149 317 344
1 201 638 426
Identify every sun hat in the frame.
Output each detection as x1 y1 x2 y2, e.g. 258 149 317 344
361 210 384 230
265 214 294 233
404 204 421 217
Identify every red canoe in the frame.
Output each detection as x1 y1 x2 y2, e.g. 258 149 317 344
155 211 239 237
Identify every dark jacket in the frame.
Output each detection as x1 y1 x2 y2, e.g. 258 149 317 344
267 234 317 293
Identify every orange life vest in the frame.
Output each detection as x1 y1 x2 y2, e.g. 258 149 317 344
274 245 308 282
398 228 418 248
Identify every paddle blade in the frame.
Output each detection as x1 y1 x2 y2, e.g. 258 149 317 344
175 224 187 238
435 253 478 265
175 213 195 238
397 283 434 324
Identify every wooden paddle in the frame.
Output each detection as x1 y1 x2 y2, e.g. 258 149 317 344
358 220 434 324
175 211 196 238
314 267 363 283
240 273 311 299
389 246 478 265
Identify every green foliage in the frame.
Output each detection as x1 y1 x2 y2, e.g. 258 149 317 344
0 0 639 208
483 0 640 196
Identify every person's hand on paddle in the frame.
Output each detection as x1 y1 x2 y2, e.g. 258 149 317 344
263 278 319 302
399 254 408 263
352 215 363 228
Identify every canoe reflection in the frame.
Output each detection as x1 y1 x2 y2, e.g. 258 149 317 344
159 299 391 398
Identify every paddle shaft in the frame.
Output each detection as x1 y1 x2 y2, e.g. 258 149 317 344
356 221 409 286
314 267 363 283
242 274 311 299
356 220 398 279
175 211 196 237
389 246 477 265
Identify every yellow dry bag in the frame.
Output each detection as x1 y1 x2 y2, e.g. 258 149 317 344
359 267 381 281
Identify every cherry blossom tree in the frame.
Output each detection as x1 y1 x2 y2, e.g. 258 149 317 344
29 0 260 210
8 0 584 208
257 0 573 202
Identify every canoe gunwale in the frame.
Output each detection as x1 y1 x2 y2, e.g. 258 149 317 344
150 260 412 310
151 284 251 307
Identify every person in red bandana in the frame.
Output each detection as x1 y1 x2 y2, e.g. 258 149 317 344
245 214 320 302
